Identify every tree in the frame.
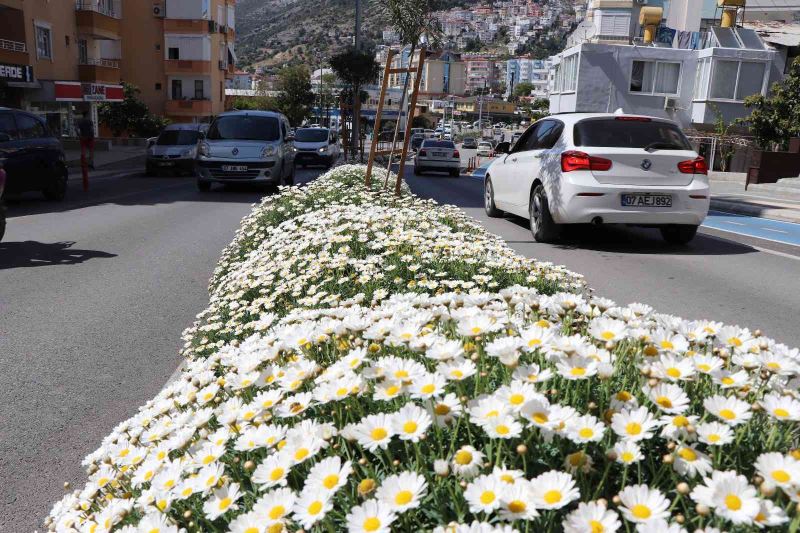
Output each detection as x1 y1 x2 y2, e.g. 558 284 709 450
273 65 315 126
740 57 800 150
98 83 169 137
513 81 534 99
329 48 380 158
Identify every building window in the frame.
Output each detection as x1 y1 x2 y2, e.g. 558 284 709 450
35 22 53 60
599 12 631 37
708 60 767 101
78 39 88 64
155 44 161 51
693 58 710 100
194 80 204 99
630 60 681 96
172 79 182 100
155 83 162 90
168 47 179 60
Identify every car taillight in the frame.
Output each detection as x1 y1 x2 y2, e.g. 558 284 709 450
452 150 460 158
419 150 427 156
615 116 652 122
561 151 612 172
677 157 707 175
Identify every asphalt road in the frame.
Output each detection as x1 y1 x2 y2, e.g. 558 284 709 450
405 168 800 349
0 165 324 531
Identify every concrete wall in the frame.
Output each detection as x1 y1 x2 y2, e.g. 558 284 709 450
166 0 211 20
164 35 212 60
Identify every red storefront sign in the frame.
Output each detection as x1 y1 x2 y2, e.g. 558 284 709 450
54 81 124 102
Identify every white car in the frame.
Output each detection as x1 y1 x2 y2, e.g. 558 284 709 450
414 139 460 177
476 141 494 157
483 113 710 244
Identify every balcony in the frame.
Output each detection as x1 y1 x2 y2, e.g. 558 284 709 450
75 1 121 40
165 99 213 117
0 38 29 66
78 58 120 83
164 19 218 34
164 59 212 75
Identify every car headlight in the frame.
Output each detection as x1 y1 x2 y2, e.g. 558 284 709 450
261 146 276 158
198 142 210 158
318 146 328 153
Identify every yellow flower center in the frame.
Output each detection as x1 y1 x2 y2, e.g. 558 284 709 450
496 424 510 435
471 326 482 334
678 448 697 461
323 474 339 489
571 367 586 376
579 428 594 439
536 320 550 328
766 362 781 370
434 404 450 415
395 490 413 506
394 370 409 379
508 500 527 513
532 412 548 424
336 387 348 397
270 468 285 481
621 452 635 463
421 384 435 394
219 497 232 511
294 448 309 461
728 337 743 347
590 520 605 533
616 391 632 401
267 525 283 533
528 339 542 347
386 385 400 396
268 505 285 520
719 409 736 420
643 345 659 357
486 410 499 418
666 368 681 378
308 500 323 515
724 494 742 511
363 517 381 532
601 331 615 340
656 396 673 409
479 490 496 505
543 490 562 505
455 450 473 465
660 341 674 350
403 421 418 434
451 370 464 378
631 504 651 519
626 422 642 435
772 470 791 483
500 474 515 484
697 363 711 372
371 428 388 441
245 528 260 533
721 377 735 386
774 408 790 418
673 415 689 427
509 393 525 405
203 455 216 465
708 434 721 443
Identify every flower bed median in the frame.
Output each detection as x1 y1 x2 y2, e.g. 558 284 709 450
48 166 800 532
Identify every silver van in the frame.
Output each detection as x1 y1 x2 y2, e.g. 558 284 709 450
146 123 206 176
196 110 295 191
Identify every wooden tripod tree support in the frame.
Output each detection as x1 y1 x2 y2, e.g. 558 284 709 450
364 47 427 195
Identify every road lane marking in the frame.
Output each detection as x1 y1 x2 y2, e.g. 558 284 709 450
723 220 746 226
701 232 800 262
761 227 789 234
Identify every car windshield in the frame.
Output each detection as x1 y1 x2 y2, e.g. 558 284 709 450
423 140 455 148
207 115 280 141
574 118 692 150
295 129 328 142
156 130 200 146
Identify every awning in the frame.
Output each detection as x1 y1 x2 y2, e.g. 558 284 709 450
54 81 124 102
227 42 237 66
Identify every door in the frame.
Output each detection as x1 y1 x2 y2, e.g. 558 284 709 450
14 112 51 190
508 119 564 211
490 122 542 209
172 80 182 100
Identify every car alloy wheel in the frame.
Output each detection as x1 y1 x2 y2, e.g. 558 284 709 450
530 191 542 235
485 180 493 211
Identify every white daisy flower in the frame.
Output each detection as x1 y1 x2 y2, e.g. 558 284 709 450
673 445 713 478
498 479 539 521
252 486 296 524
483 414 523 439
611 407 661 442
761 393 800 422
563 500 621 533
565 414 606 444
392 402 432 442
409 372 447 399
755 452 800 489
754 499 789 528
464 474 504 514
252 454 293 488
426 393 463 426
512 363 553 384
703 394 752 426
617 484 670 523
529 470 580 510
375 471 427 512
556 355 598 380
306 456 353 494
644 382 689 414
346 499 397 533
353 413 395 452
613 441 644 465
691 470 759 525
202 482 242 520
451 445 485 478
292 488 333 530
588 317 628 342
695 421 734 446
634 519 687 533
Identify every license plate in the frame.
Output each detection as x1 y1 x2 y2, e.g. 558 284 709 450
621 194 673 208
158 161 174 167
433 152 445 157
222 165 248 172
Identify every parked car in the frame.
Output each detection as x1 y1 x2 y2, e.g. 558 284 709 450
146 123 206 176
476 141 494 157
484 113 710 244
0 107 68 201
423 129 437 139
196 111 295 191
411 133 426 151
0 164 6 242
414 139 460 177
293 127 340 168
462 137 478 149
511 132 522 147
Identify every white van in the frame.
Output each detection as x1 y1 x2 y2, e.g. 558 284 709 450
293 127 340 168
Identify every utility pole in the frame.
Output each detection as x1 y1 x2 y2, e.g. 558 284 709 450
352 0 362 160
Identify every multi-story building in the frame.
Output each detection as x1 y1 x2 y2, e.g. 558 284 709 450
464 55 500 94
121 0 235 123
506 57 551 98
384 48 467 97
0 0 125 136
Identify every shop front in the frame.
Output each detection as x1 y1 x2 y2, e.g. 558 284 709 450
0 61 37 109
25 81 123 137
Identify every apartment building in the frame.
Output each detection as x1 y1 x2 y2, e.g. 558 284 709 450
385 48 467 98
0 0 125 136
121 0 235 123
463 55 500 94
506 57 551 98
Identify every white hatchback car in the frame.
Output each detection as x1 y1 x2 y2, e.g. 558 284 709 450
484 113 710 244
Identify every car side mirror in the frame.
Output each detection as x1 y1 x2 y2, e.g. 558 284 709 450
496 142 511 154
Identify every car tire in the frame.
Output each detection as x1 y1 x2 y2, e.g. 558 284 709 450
42 168 68 201
529 184 560 243
484 177 503 218
660 224 698 245
450 168 459 177
197 180 212 192
414 166 423 175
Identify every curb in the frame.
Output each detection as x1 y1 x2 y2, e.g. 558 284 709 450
710 199 800 225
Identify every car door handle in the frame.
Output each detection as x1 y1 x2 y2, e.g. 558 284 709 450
534 153 545 159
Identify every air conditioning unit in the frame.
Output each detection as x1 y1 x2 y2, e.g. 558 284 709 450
664 96 679 110
153 3 165 17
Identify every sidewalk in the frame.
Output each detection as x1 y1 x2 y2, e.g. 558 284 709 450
709 171 800 224
64 145 145 169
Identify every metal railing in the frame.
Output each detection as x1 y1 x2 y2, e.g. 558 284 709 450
0 38 27 53
80 58 120 68
75 0 121 19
